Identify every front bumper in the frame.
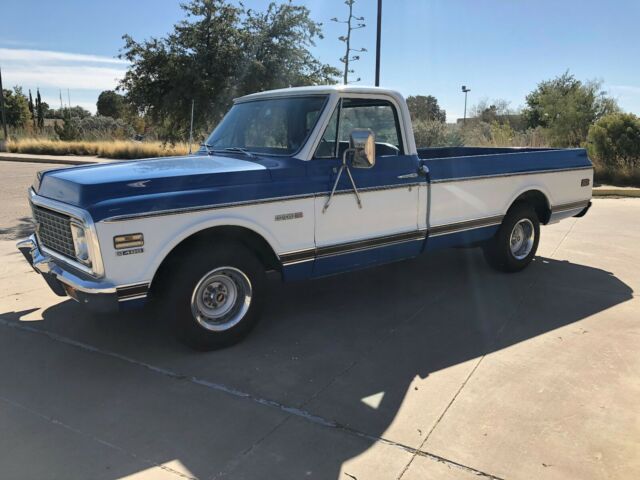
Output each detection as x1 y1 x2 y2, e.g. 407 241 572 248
16 234 127 313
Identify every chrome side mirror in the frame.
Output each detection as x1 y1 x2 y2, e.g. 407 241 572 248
349 128 375 168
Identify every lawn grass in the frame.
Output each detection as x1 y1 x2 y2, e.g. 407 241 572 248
6 139 189 160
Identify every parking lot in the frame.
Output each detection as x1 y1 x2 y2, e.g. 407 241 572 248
0 161 638 480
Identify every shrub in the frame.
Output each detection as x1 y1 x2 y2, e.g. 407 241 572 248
413 120 446 147
54 117 81 141
461 121 550 148
413 120 463 147
587 113 640 169
77 115 135 141
587 113 640 187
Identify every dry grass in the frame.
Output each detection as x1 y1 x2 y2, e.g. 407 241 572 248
6 139 189 160
593 161 640 187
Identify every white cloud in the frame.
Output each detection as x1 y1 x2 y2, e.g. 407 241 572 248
0 47 127 65
608 85 640 95
4 66 126 90
0 47 127 96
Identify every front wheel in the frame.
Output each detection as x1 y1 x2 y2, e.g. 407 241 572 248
483 203 540 272
165 242 266 350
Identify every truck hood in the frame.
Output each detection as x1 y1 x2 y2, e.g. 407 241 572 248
35 154 284 222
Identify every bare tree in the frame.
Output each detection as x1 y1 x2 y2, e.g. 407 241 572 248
331 0 366 84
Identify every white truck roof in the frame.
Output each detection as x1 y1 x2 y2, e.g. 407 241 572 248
236 85 404 102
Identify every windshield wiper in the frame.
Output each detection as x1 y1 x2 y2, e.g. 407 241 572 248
221 147 256 158
202 143 257 158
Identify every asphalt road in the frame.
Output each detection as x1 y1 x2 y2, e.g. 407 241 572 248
0 162 73 241
0 161 639 480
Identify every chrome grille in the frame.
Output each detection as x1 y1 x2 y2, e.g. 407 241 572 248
32 206 76 260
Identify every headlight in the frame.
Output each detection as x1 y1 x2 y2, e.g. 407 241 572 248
70 222 91 266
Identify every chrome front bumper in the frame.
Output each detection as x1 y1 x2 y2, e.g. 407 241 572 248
16 234 122 313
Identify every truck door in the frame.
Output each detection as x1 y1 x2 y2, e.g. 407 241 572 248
310 96 423 277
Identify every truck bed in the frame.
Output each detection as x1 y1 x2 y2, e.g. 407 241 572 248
417 147 592 182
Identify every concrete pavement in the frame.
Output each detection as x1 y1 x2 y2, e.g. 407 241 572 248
0 162 639 479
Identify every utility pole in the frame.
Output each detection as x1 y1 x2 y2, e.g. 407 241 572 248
188 99 195 154
332 0 367 85
0 66 8 141
375 0 382 86
59 90 64 112
461 85 471 124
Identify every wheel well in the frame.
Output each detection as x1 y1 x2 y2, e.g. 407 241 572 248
150 226 280 295
510 190 551 224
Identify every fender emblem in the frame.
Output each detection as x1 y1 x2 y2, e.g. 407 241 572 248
117 248 144 256
275 212 303 221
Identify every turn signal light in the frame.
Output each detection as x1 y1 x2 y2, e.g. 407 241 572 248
114 233 144 250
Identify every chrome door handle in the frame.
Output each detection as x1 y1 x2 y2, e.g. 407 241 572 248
397 173 418 179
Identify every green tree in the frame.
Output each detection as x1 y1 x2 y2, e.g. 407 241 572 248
238 3 340 94
28 90 35 127
523 71 618 147
119 0 339 141
36 89 44 129
406 95 446 123
2 87 30 128
587 113 640 169
96 90 126 118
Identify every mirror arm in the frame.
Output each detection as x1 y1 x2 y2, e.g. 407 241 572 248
322 148 363 213
344 162 363 209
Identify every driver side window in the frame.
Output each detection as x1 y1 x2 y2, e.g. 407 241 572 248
314 98 404 159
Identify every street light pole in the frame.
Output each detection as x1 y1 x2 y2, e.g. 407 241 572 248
375 0 382 86
0 66 8 141
461 85 471 124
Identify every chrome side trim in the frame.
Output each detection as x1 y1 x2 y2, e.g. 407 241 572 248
428 215 504 237
430 166 594 184
116 283 150 302
550 200 591 213
29 189 105 278
280 229 427 266
102 182 425 223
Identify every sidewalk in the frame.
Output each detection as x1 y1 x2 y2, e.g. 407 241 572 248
1 152 639 197
0 152 112 166
593 184 640 197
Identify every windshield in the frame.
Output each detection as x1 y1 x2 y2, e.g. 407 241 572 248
205 95 328 156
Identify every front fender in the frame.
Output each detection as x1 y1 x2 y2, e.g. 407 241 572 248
95 197 315 287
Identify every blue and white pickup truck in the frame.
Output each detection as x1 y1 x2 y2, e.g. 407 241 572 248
18 86 593 349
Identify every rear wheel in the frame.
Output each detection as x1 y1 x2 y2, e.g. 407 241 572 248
164 241 266 350
483 203 540 272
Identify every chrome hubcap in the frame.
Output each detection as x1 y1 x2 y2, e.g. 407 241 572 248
509 219 535 260
191 267 252 332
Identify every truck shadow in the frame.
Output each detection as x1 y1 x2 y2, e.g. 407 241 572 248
0 248 634 479
0 216 35 241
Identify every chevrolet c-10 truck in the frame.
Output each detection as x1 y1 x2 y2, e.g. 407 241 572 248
17 86 593 349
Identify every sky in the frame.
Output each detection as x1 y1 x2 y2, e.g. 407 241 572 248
1 0 639 122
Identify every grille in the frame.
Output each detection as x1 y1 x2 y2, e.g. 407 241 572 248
32 206 76 260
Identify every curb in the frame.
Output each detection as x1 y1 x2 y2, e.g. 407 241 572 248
0 154 103 166
593 188 640 198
